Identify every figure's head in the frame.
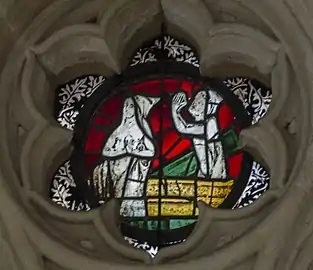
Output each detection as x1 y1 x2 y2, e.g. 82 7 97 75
188 91 206 121
123 97 135 118
134 95 160 117
188 90 224 120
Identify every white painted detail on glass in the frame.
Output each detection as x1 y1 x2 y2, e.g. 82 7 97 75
171 90 226 178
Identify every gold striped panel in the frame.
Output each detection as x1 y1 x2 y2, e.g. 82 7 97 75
146 178 234 217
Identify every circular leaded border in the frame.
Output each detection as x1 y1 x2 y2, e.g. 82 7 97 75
69 62 257 247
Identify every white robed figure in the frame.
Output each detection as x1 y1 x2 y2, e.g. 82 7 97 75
171 90 227 179
93 95 160 217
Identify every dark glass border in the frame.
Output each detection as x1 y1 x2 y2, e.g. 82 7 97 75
128 34 200 67
54 74 105 122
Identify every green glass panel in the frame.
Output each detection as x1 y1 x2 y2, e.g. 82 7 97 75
130 220 145 229
129 219 198 231
151 152 198 177
222 129 240 155
169 219 196 230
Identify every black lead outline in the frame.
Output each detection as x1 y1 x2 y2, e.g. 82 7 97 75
70 62 253 244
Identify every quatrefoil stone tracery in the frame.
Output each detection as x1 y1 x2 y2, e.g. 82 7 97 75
48 34 273 256
1 0 309 269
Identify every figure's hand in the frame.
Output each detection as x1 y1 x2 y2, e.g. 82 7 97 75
172 92 188 111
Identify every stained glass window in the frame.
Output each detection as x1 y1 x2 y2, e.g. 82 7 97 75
51 35 271 256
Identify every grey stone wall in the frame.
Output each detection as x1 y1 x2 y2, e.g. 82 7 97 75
1 0 313 269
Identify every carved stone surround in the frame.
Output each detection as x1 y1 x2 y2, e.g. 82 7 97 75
0 0 313 269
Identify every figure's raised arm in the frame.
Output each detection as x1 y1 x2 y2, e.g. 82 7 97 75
171 92 205 135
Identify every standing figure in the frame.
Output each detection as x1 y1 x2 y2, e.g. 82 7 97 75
171 90 227 178
93 95 160 217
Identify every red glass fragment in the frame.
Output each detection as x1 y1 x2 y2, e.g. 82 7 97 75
218 103 235 130
228 153 243 178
